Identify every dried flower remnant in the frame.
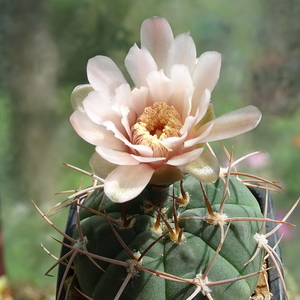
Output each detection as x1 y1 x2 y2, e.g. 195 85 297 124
70 17 262 202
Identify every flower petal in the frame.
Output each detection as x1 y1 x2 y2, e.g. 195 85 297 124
102 120 153 157
184 121 214 148
83 90 120 125
160 134 187 154
191 51 221 115
90 152 118 179
197 105 262 143
180 115 199 136
125 44 158 88
71 84 94 111
96 146 139 166
166 32 197 76
159 115 199 155
87 56 127 96
129 86 150 116
70 110 125 150
131 145 154 157
193 89 212 125
104 164 155 202
179 150 220 183
160 116 196 155
113 83 133 109
131 155 165 163
141 17 174 70
168 64 194 119
146 70 173 104
119 105 133 139
167 148 204 166
102 120 130 145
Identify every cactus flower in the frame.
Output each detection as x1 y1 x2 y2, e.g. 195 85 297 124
70 17 261 203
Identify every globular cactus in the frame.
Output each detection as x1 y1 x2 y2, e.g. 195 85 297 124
69 174 265 300
36 159 298 300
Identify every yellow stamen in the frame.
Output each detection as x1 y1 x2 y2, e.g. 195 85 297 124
132 102 182 157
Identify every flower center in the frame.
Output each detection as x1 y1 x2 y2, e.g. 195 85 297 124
132 102 182 157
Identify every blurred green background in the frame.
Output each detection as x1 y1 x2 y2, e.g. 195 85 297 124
0 0 300 298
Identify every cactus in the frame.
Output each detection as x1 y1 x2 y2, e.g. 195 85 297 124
72 174 265 300
35 160 298 300
35 17 300 300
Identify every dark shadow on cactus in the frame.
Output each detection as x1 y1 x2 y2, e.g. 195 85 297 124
56 203 77 300
56 186 286 300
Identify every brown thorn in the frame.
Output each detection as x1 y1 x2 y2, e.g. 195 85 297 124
44 247 75 277
228 172 283 191
259 187 269 235
76 202 119 226
180 180 187 199
138 265 194 285
57 250 78 300
104 208 135 260
244 185 270 267
40 243 58 263
169 180 190 207
219 146 234 214
138 231 169 262
200 182 214 216
74 198 102 273
244 245 261 266
54 189 80 195
241 182 280 193
225 217 294 227
62 162 105 183
266 197 300 238
263 244 287 298
113 272 134 300
230 151 265 169
54 237 130 267
181 215 294 227
266 243 284 271
220 143 237 173
153 206 162 232
46 199 77 219
45 185 102 216
207 266 275 287
32 200 77 244
186 286 203 300
66 201 106 274
172 188 181 237
177 228 185 243
148 202 176 240
202 221 232 279
204 291 214 300
271 234 283 254
74 286 94 300
178 216 206 221
206 142 216 157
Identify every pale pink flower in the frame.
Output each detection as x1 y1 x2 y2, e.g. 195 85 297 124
70 17 262 203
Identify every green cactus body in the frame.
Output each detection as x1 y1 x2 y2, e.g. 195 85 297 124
72 175 264 300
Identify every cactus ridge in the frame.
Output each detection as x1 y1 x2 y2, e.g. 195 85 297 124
34 153 299 300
